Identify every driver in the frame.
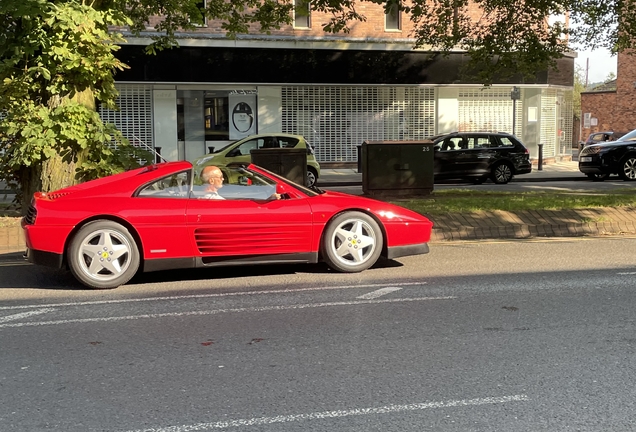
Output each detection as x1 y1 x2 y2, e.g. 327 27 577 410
200 165 225 200
200 165 283 200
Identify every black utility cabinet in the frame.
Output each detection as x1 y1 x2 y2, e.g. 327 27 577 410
250 148 308 186
361 140 435 196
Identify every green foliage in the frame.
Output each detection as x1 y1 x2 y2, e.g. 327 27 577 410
0 0 147 196
0 0 631 207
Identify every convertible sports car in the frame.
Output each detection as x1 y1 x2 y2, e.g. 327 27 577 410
22 162 433 289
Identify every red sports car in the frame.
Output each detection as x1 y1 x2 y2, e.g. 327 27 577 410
22 162 433 289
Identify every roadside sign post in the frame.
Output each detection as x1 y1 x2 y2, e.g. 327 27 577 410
510 87 521 135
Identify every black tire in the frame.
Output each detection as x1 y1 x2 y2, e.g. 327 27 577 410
67 220 140 289
491 162 513 184
586 173 610 181
307 167 318 187
322 211 383 273
619 156 636 181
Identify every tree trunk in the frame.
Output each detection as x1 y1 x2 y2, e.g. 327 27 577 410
19 89 94 215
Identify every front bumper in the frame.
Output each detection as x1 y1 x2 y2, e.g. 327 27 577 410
579 157 611 175
386 242 430 260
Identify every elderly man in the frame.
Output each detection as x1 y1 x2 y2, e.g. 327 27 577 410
200 165 225 199
199 165 282 201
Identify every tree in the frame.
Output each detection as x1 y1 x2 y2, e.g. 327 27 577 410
0 1 151 212
1 0 633 213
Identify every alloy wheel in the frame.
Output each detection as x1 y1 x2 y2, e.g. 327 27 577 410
622 157 636 180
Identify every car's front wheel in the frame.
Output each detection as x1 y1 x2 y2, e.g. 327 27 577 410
491 162 513 184
307 167 318 187
619 155 636 181
322 211 383 273
68 220 140 289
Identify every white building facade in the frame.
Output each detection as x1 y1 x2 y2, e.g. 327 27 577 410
100 37 575 165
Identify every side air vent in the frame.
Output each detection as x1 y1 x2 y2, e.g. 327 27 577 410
24 204 37 225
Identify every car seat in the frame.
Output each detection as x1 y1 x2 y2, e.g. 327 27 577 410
262 138 279 148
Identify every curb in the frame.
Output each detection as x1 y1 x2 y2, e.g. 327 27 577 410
429 221 636 242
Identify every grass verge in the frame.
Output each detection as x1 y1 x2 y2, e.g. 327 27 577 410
392 188 636 216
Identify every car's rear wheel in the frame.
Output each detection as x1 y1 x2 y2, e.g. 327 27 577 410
619 156 636 181
491 162 513 184
322 211 383 273
586 173 610 181
68 220 140 289
307 167 318 187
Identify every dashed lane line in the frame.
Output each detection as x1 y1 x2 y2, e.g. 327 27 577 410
126 394 528 431
0 296 455 329
0 281 428 311
357 287 402 299
0 308 55 323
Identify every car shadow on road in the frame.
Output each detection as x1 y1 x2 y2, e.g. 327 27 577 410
131 257 404 286
0 251 404 290
0 253 85 290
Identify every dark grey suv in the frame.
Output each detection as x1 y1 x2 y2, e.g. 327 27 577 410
430 132 532 184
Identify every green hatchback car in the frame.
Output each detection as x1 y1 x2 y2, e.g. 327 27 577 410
194 133 321 187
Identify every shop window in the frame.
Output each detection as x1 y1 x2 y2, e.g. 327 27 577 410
204 94 230 141
294 0 311 28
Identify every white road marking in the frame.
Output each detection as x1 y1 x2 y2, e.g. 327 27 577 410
0 296 455 329
617 272 636 275
127 394 528 431
0 282 428 311
357 287 402 299
0 308 55 324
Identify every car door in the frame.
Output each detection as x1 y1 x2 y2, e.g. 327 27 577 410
434 136 466 178
448 134 489 176
185 187 313 258
465 134 496 175
127 170 192 260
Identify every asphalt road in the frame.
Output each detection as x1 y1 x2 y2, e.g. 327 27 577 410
2 237 636 431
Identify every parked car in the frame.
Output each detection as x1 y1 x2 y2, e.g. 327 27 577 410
578 128 636 181
22 161 433 289
195 133 321 187
578 131 623 154
428 132 532 184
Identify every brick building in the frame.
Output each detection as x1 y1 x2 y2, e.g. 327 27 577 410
102 2 575 166
581 52 636 140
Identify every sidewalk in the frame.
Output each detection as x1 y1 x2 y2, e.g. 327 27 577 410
317 160 583 186
2 160 636 256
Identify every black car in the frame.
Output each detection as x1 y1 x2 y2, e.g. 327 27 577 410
578 131 624 154
430 132 532 184
579 128 636 181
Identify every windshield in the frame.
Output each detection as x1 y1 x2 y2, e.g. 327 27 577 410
253 166 321 197
618 129 636 142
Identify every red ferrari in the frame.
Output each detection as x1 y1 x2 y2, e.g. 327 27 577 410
22 162 433 289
